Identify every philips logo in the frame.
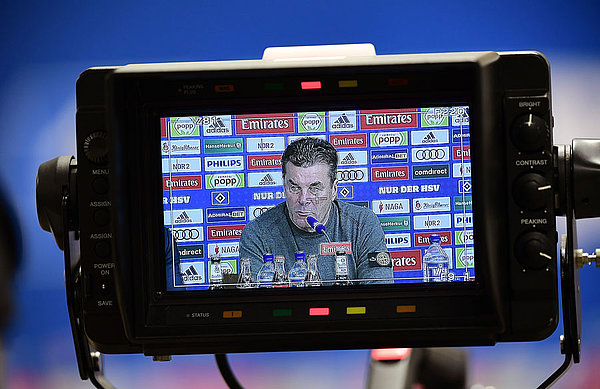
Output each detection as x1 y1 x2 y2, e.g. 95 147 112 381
204 156 244 171
385 233 411 248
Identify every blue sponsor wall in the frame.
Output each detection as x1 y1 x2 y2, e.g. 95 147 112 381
1 1 599 388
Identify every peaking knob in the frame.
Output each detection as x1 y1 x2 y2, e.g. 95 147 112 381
512 173 551 210
510 114 548 152
83 131 108 164
515 231 554 270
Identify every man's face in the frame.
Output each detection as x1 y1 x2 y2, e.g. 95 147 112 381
283 162 337 231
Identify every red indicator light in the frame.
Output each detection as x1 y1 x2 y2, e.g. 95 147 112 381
309 307 329 316
215 84 235 92
388 78 409 87
371 348 412 361
301 81 322 90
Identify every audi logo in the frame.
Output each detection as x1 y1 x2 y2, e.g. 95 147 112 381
252 206 272 217
414 148 447 160
173 228 201 240
337 169 365 181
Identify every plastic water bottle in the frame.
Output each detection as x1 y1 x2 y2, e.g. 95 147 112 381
305 255 322 287
237 257 253 288
288 251 308 287
422 234 451 282
257 253 275 288
334 250 350 286
209 254 223 290
273 255 288 287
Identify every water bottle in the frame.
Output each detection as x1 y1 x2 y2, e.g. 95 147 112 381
334 250 350 286
288 251 308 287
257 253 275 288
305 255 322 287
422 234 451 282
237 257 253 288
209 254 223 290
273 255 288 287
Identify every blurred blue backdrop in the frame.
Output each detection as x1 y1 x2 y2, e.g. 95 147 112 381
1 1 599 388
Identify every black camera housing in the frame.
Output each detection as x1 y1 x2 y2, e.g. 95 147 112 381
74 51 557 356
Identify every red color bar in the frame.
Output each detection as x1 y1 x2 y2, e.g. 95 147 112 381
301 81 322 90
371 348 412 361
309 307 330 316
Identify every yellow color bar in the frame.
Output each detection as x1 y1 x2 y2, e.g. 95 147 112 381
396 305 416 313
338 80 358 88
346 306 366 315
223 310 243 318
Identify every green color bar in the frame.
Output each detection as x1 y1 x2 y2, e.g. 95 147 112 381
264 82 284 91
346 306 366 315
273 308 292 317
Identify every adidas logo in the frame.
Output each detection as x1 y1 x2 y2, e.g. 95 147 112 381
205 117 230 134
184 265 199 276
331 113 354 129
421 131 438 143
175 211 193 224
258 174 277 186
340 153 357 165
182 265 203 283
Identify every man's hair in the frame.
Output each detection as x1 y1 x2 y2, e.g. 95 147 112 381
281 137 338 183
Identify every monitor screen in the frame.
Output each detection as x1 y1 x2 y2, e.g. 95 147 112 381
161 106 473 291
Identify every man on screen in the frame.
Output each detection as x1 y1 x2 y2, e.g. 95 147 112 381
239 137 393 285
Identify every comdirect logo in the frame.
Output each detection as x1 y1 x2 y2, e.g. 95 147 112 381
455 230 474 245
328 111 357 131
370 149 408 164
205 173 244 189
178 244 204 259
391 250 422 271
456 247 474 268
206 207 246 223
379 216 411 231
329 133 367 148
453 145 471 160
413 214 452 230
170 117 200 137
249 205 275 220
236 113 295 134
162 158 202 173
412 164 450 179
370 132 408 147
204 156 244 172
208 242 239 258
246 137 286 153
248 172 283 187
414 231 452 247
454 196 473 211
164 209 204 225
181 262 206 285
373 199 410 215
411 147 449 162
337 168 368 183
411 129 449 145
385 233 411 248
207 225 245 240
298 112 325 132
360 109 416 129
172 227 204 243
204 138 243 154
371 166 409 181
161 140 201 155
420 107 449 127
412 197 451 213
163 175 202 190
338 151 368 166
202 115 233 136
247 155 282 170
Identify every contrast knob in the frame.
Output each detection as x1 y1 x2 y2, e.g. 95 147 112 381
512 173 551 210
83 131 108 164
515 232 553 270
510 114 548 152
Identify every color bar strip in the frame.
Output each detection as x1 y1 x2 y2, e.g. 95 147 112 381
264 82 284 90
309 307 330 316
273 309 292 317
301 81 322 90
215 84 235 92
223 310 243 318
346 306 366 315
396 305 416 313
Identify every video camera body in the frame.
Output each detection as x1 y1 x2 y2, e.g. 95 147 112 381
41 48 561 361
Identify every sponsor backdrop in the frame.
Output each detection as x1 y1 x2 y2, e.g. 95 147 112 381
1 1 600 388
163 108 474 288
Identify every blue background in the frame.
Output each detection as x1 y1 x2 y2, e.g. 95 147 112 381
1 1 599 388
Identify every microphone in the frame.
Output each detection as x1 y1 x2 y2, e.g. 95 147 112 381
306 216 326 234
